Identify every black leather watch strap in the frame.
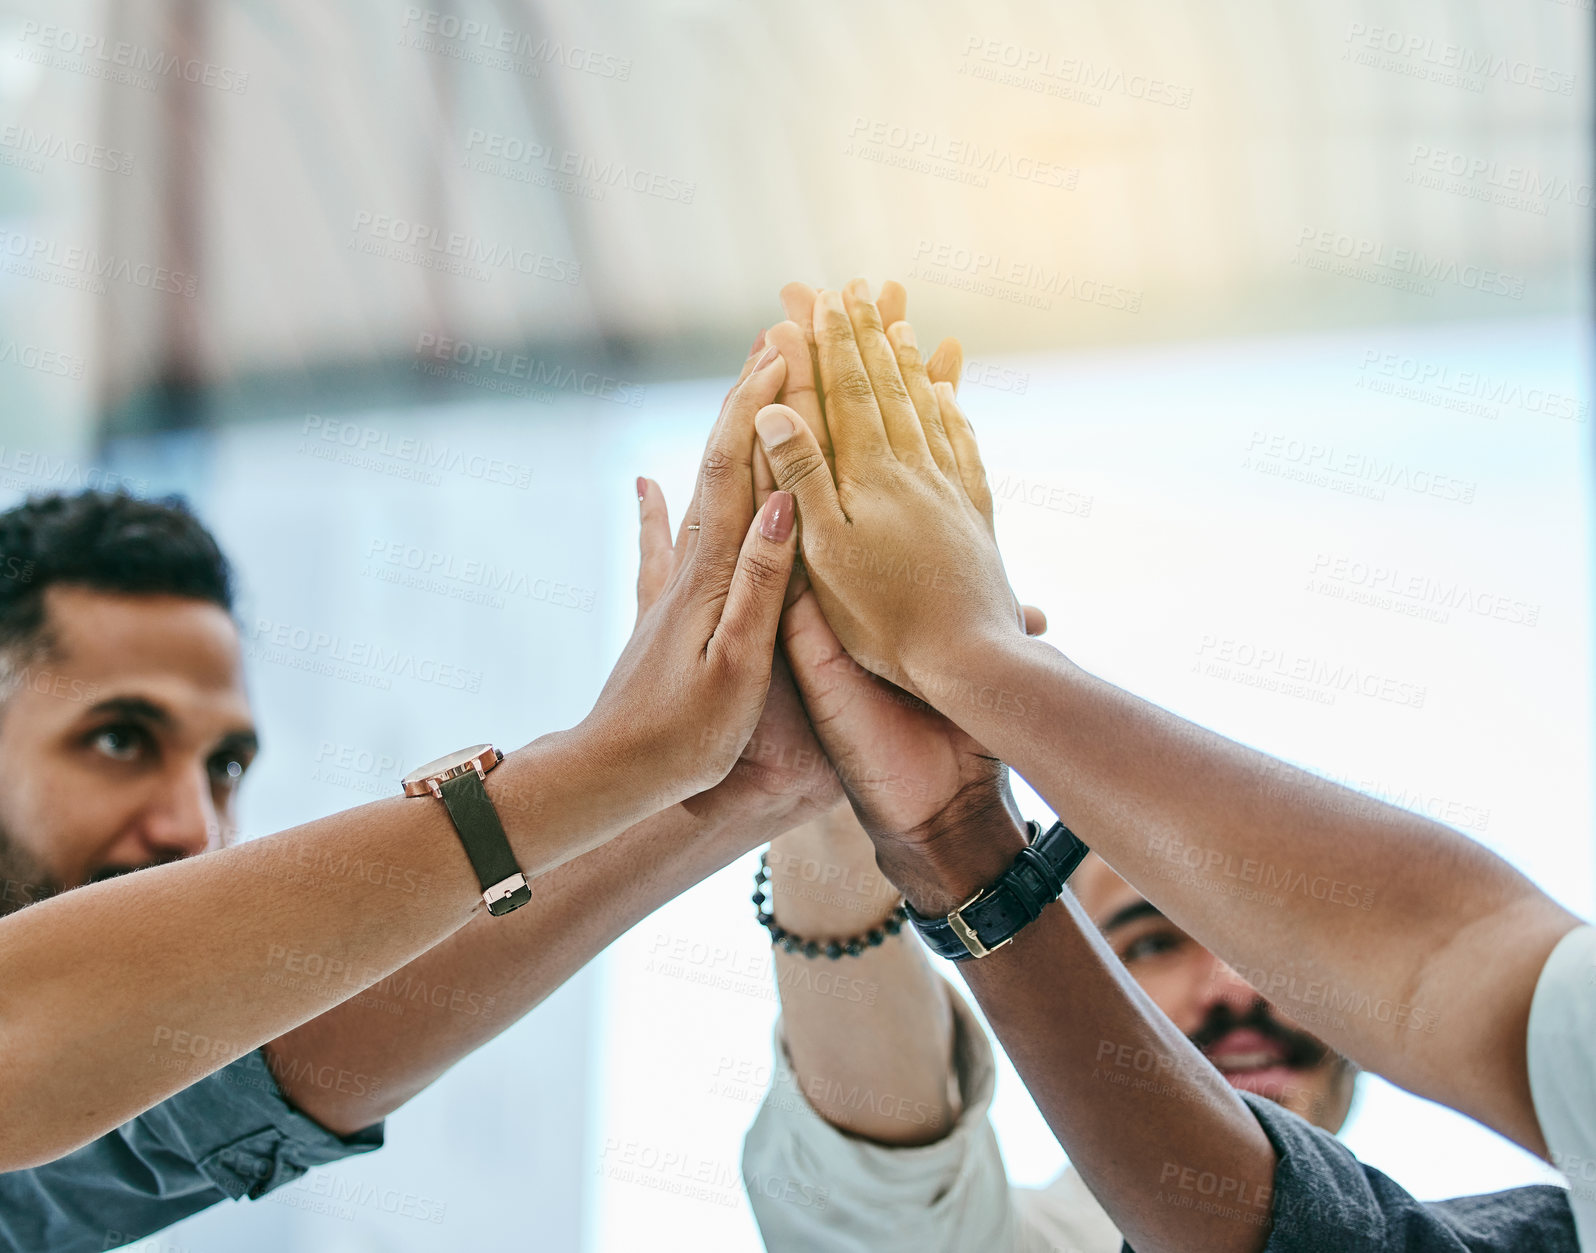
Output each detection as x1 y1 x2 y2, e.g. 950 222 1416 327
438 768 531 916
908 819 1090 961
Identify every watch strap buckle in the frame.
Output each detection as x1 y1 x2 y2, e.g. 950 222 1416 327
908 819 1091 962
483 873 531 916
946 889 1016 960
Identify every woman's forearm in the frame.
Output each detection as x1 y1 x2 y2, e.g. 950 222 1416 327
0 729 652 1169
267 777 809 1134
0 334 806 1169
909 633 1579 1152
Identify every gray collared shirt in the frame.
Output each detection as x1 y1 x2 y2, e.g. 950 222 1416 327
0 1049 383 1252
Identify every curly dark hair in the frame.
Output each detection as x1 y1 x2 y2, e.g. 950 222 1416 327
0 490 234 665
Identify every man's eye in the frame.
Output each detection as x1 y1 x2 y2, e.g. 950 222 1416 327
1120 931 1182 964
91 725 147 762
210 755 248 785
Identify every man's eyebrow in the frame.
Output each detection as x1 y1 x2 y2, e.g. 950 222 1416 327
212 728 260 757
82 696 171 726
1097 899 1165 935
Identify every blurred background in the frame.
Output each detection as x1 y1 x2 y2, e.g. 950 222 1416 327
0 0 1589 1249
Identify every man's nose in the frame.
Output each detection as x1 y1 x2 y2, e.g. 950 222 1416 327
137 765 221 860
1199 952 1265 1017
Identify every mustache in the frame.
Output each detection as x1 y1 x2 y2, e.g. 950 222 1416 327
1187 998 1332 1071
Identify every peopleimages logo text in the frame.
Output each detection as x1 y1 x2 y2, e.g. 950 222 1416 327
1344 23 1575 95
17 21 250 93
415 333 645 406
1408 145 1592 210
1295 227 1524 299
462 130 694 203
0 126 133 174
399 9 631 79
0 227 198 297
300 416 534 489
349 212 580 285
844 117 1077 189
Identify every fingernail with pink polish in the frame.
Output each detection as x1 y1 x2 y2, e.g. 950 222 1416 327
636 476 647 503
761 491 794 542
754 344 781 370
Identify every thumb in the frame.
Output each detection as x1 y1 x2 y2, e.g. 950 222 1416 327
753 404 846 534
712 490 799 671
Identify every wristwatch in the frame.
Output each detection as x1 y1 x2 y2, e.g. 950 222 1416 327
907 819 1090 961
401 743 531 916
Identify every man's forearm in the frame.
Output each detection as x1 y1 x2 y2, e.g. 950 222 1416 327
268 780 808 1134
0 730 657 1170
891 808 1275 1253
767 808 959 1147
908 634 1580 1152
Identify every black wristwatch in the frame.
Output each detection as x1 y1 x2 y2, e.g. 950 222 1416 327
907 819 1090 960
401 744 531 917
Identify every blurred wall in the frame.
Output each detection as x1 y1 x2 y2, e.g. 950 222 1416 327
0 0 1585 447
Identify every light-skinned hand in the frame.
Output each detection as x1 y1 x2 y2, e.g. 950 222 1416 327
754 279 1026 701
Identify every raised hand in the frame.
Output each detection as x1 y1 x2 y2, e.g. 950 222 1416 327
580 339 800 812
756 282 1043 895
754 280 1024 701
764 280 965 482
630 386 841 828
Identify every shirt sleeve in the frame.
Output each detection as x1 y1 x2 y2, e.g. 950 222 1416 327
1527 923 1596 1250
1241 1091 1578 1253
0 1048 384 1253
740 988 1034 1253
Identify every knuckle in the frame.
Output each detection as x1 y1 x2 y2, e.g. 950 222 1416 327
698 448 739 485
828 373 879 407
851 304 885 335
878 372 912 407
776 445 829 492
738 549 789 597
819 319 857 352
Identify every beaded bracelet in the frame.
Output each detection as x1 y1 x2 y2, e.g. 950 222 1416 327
753 849 908 959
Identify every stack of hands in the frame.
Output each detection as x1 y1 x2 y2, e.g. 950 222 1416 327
7 277 1583 1253
591 277 1042 915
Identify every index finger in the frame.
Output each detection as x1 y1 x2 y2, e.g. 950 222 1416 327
841 279 932 467
767 319 833 479
683 345 787 576
885 319 958 479
876 283 954 467
814 288 892 479
677 330 770 552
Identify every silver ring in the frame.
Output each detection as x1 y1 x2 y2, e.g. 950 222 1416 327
686 523 701 532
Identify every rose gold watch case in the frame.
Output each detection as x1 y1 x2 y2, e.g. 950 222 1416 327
400 743 503 798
